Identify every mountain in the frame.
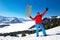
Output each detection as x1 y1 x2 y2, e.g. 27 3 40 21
0 17 60 40
0 16 60 32
0 16 31 28
18 18 31 22
0 16 31 24
0 16 22 23
29 16 60 29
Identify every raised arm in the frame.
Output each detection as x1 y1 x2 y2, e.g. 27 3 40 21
41 8 48 17
29 16 36 20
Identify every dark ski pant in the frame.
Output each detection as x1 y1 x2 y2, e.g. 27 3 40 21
35 24 46 37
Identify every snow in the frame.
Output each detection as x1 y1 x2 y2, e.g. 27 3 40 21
0 21 60 40
0 26 60 40
0 23 9 25
26 26 60 37
56 16 60 18
0 21 35 33
48 16 60 19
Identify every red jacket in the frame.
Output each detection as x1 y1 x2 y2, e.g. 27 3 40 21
30 10 47 24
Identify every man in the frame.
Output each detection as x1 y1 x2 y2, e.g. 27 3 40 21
29 8 48 37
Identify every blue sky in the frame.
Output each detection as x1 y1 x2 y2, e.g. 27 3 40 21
0 0 60 18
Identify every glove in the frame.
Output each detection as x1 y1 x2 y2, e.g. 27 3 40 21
29 16 32 18
46 8 48 11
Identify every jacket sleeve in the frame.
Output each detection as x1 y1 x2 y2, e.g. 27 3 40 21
30 16 36 20
41 10 46 17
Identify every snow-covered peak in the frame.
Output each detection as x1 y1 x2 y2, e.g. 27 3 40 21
56 16 60 18
0 16 31 24
46 16 60 19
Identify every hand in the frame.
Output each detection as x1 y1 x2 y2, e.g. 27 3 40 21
29 16 32 18
46 8 48 11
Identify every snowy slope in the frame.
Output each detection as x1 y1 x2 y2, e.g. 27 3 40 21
25 26 60 37
0 21 35 33
0 26 60 40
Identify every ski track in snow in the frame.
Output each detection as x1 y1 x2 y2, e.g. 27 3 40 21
0 21 60 40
